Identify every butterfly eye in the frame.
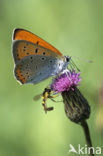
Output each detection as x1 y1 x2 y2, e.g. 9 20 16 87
66 56 71 62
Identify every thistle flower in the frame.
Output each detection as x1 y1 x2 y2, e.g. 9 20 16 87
51 70 81 93
51 70 90 123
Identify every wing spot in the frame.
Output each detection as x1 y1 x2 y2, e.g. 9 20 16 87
30 57 33 59
43 52 45 55
26 52 29 55
41 57 45 60
23 49 26 51
50 60 52 63
24 46 26 48
35 48 38 53
37 41 39 45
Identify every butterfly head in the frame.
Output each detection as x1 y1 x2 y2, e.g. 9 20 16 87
65 56 71 63
62 56 71 70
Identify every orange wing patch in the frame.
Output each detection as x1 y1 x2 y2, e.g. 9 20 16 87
15 65 26 84
13 28 62 56
14 40 53 62
15 41 37 61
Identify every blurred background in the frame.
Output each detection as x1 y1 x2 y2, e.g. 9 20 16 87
0 0 103 156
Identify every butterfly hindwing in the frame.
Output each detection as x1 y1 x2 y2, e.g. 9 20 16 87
14 55 62 84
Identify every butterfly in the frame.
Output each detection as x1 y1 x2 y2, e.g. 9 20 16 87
12 28 70 84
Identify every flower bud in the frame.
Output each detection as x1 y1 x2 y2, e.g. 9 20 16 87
62 87 90 123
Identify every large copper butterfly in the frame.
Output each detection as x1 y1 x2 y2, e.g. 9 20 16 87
12 29 70 84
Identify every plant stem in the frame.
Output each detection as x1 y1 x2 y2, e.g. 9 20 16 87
81 120 94 156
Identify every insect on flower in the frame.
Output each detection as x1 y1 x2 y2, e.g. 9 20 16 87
39 70 80 112
40 70 90 124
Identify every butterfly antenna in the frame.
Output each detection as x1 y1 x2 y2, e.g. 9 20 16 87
70 59 80 72
72 56 93 63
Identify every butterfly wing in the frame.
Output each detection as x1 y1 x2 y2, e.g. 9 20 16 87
12 29 66 84
12 40 59 64
14 54 63 84
13 28 62 57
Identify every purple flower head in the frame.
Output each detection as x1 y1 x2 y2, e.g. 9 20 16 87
51 70 81 93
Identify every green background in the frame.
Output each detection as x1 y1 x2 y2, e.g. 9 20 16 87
0 0 103 156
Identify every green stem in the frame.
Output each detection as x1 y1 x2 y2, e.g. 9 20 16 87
81 120 94 156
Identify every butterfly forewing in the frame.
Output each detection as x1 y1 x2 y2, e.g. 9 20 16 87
13 29 62 56
12 28 67 84
12 40 59 64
